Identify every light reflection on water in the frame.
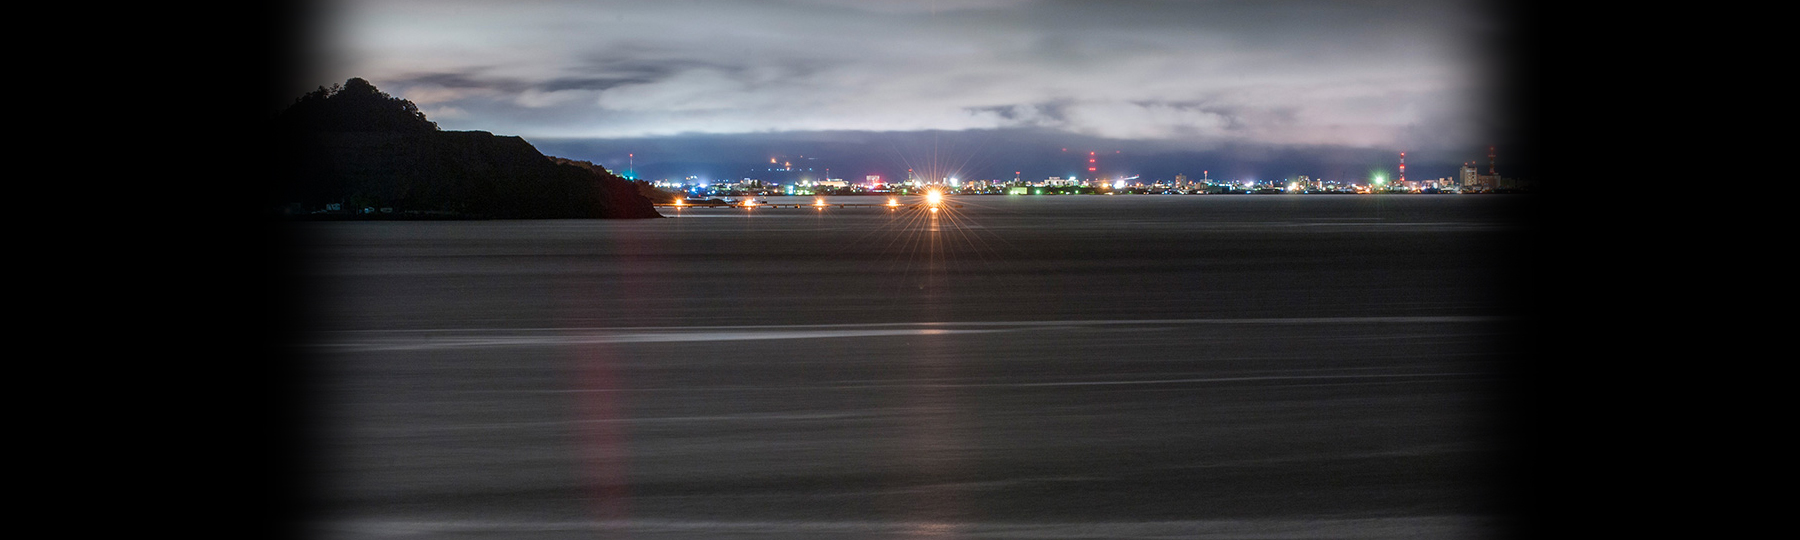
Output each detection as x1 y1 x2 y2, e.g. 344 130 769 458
302 195 1527 539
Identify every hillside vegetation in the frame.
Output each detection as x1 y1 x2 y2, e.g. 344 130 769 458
271 78 659 219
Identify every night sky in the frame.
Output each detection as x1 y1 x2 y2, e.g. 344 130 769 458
274 0 1535 185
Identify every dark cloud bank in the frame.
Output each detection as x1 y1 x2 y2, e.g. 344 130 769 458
261 0 1537 184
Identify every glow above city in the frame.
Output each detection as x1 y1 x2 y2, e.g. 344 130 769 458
297 0 1533 184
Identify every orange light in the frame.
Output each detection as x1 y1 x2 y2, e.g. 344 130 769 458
926 189 943 206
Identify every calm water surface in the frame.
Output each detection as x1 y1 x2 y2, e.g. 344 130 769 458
292 195 1534 539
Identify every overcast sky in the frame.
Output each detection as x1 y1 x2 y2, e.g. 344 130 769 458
297 0 1528 183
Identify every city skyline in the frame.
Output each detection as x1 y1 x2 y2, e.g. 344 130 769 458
280 0 1535 185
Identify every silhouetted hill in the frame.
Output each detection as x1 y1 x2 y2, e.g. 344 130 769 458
275 78 439 133
272 78 659 219
548 157 685 204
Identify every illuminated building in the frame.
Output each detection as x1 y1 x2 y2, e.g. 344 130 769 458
1458 147 1510 191
1459 163 1481 189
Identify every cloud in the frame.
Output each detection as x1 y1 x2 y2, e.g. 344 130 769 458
321 0 1498 151
515 87 596 108
422 105 470 119
778 0 1039 14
